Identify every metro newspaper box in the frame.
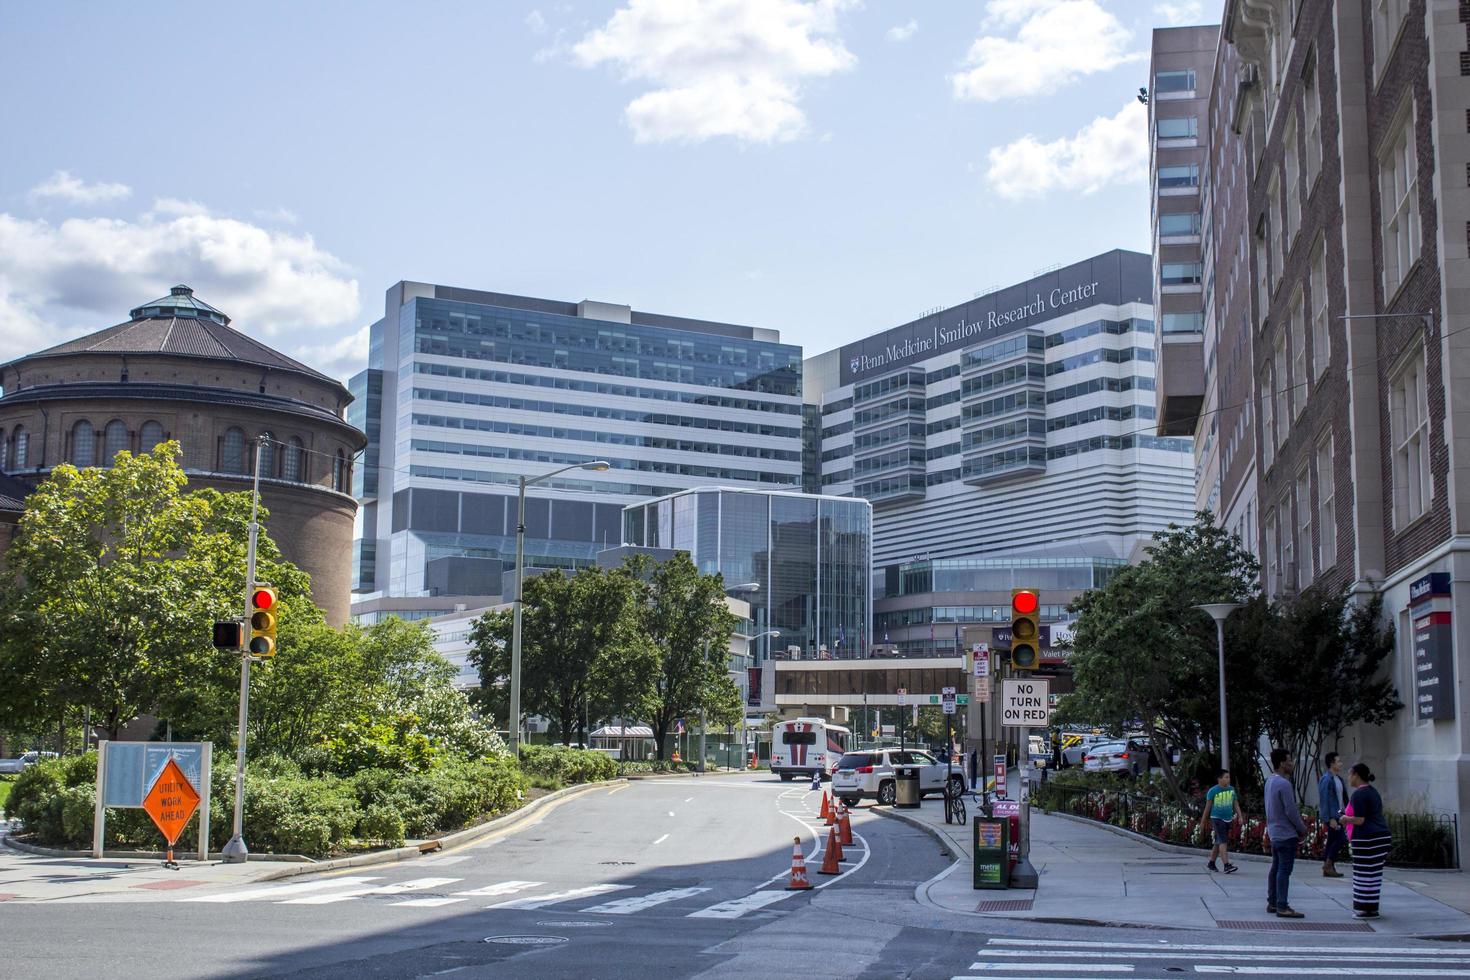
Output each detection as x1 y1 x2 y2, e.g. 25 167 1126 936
973 817 1010 889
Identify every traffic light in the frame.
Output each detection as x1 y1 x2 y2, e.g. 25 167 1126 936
212 620 243 650
248 585 277 657
1011 588 1040 671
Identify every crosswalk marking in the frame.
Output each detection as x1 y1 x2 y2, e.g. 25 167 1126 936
964 966 1134 973
1195 969 1470 977
282 877 462 905
391 897 465 908
687 889 794 919
584 887 710 915
486 884 631 910
452 881 542 897
181 877 383 903
986 938 1470 958
977 951 1470 965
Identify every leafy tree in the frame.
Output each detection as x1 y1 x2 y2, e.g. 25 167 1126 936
1253 586 1400 797
634 553 740 760
1060 514 1260 803
469 564 652 746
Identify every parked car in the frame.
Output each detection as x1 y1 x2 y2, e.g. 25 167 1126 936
1059 732 1112 768
831 748 967 807
0 751 58 774
1082 739 1147 777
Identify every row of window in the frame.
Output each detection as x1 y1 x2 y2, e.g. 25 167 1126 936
410 413 801 462
875 604 1071 630
409 440 794 485
412 387 801 438
1263 436 1339 597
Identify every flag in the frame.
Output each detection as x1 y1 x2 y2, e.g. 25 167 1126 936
675 719 684 735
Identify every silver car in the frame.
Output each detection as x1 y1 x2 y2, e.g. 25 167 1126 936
0 751 57 774
1082 739 1146 776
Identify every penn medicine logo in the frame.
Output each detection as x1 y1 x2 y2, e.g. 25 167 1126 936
850 356 861 374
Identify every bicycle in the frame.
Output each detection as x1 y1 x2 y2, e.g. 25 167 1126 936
944 779 968 825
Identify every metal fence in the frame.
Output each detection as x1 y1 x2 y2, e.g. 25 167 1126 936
1032 781 1460 870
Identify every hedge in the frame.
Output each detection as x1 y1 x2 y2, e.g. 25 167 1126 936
4 751 528 857
518 745 619 785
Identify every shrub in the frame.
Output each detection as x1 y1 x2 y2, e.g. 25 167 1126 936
242 773 360 856
357 804 407 848
519 746 618 785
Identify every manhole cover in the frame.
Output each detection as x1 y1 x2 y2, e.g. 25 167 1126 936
536 920 611 928
484 935 568 946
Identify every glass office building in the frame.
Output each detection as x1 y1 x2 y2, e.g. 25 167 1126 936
622 488 872 662
352 283 803 616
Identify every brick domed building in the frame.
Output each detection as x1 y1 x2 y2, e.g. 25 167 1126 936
0 286 366 624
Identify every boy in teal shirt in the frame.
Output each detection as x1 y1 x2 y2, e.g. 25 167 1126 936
1201 768 1241 873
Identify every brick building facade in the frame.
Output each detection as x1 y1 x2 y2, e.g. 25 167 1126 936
0 286 366 624
1169 0 1470 844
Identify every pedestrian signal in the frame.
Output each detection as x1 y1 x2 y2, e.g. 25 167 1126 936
1011 588 1040 671
248 585 277 657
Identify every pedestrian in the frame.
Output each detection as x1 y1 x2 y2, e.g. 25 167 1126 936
1317 752 1348 878
1264 747 1308 918
1340 762 1391 919
1200 768 1241 874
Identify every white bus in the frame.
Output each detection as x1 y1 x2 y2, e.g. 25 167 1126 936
769 718 852 781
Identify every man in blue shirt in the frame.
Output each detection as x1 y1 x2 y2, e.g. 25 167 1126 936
1200 768 1241 873
1317 751 1347 878
1265 747 1309 918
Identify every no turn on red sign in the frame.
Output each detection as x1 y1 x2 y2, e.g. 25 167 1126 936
1000 678 1051 727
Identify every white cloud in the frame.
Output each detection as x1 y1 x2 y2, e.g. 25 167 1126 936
571 0 857 143
293 323 371 381
985 100 1148 200
886 19 918 42
27 170 132 206
0 202 361 371
526 8 548 34
1153 1 1203 26
951 0 1142 102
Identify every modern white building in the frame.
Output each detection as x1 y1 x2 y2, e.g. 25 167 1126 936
805 250 1196 572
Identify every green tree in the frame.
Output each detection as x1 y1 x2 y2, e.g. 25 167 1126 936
469 564 652 746
1253 586 1400 797
634 553 740 760
1060 513 1260 802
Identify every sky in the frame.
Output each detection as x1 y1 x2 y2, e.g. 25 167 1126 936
0 0 1213 380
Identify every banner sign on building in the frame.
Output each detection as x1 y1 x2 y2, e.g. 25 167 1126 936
1409 573 1456 721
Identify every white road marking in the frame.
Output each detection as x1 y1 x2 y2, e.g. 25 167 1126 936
978 951 1470 965
684 797 693 803
653 834 670 845
584 887 710 914
282 877 462 905
392 897 465 908
453 880 541 897
1195 970 1470 977
486 883 631 910
687 889 795 919
416 855 471 867
987 939 1470 957
965 966 1133 973
182 876 383 903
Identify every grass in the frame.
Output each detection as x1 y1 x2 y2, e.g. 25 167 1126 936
0 779 13 814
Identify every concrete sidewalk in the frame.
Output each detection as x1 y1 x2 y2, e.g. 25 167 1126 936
869 795 1470 938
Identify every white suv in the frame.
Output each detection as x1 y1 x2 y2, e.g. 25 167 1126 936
831 748 967 807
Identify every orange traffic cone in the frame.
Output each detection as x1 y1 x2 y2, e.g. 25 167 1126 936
819 791 831 821
786 836 813 890
818 826 842 875
838 800 854 846
824 796 837 826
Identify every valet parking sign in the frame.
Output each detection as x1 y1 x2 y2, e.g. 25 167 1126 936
1409 572 1457 721
1001 678 1051 727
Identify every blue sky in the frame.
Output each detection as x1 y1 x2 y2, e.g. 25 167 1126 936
0 0 1209 378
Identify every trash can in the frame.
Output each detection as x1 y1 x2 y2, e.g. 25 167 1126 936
895 766 921 808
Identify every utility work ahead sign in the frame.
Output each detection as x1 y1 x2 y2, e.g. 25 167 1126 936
1000 678 1051 727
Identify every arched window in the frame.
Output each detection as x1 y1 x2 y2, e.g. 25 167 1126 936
13 428 27 469
103 420 129 464
71 420 95 467
221 427 247 474
139 420 165 453
332 450 346 492
283 437 303 482
259 432 275 478
0 428 8 471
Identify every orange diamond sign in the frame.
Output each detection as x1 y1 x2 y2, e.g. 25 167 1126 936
142 757 201 846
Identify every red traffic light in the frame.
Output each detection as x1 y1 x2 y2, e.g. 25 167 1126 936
251 588 275 610
1013 590 1038 615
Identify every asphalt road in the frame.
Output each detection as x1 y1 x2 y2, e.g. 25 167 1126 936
4 774 1464 979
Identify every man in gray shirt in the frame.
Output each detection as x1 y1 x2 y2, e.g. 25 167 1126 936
1265 747 1308 918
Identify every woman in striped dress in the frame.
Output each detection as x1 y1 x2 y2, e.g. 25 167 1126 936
1340 763 1391 918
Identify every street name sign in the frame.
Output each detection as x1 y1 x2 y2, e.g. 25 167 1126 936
1000 678 1051 727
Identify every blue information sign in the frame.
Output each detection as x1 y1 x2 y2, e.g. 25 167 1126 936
100 742 207 808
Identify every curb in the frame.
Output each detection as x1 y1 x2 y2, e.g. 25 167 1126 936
0 836 312 862
253 778 620 882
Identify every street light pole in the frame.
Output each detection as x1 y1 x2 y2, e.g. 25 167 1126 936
509 460 610 755
1194 602 1242 773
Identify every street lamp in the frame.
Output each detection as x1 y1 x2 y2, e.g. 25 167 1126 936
509 460 610 754
1193 602 1243 772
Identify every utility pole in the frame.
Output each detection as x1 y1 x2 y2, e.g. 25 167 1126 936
222 437 263 863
